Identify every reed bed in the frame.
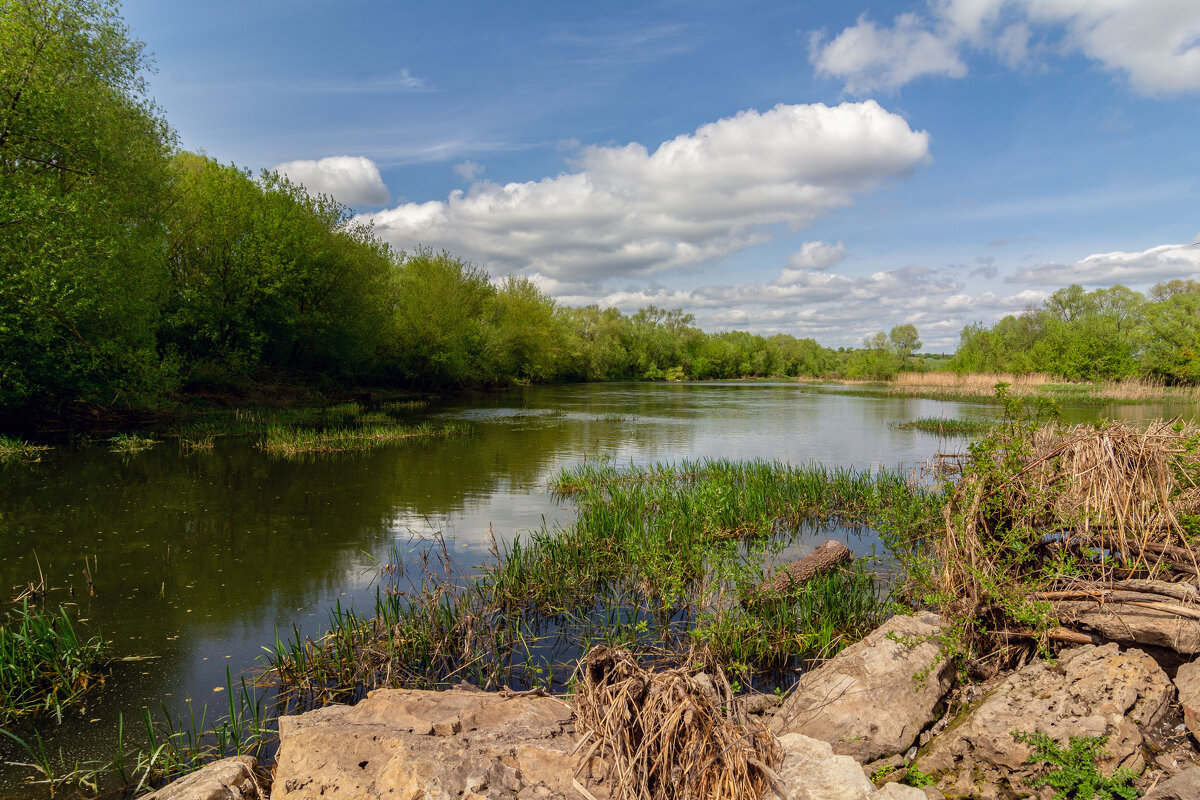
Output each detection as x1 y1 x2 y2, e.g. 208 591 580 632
574 646 782 800
893 417 996 437
0 601 106 724
263 459 943 707
855 372 1200 405
0 434 50 464
926 416 1200 674
257 421 470 456
106 433 159 454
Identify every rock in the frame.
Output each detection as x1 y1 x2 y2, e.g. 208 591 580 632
1144 765 1200 799
1174 658 1200 744
139 756 261 800
1056 600 1200 654
917 643 1174 798
271 688 604 800
776 733 876 800
873 784 929 800
772 613 952 762
737 691 783 716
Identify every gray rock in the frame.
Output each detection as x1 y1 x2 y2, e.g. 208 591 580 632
776 733 876 800
772 612 952 763
917 643 1174 798
139 756 261 800
1144 765 1200 799
1173 658 1200 744
270 688 604 800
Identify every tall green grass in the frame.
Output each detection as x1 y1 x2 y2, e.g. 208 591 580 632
264 459 945 704
0 601 106 724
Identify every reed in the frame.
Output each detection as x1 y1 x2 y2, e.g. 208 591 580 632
0 434 50 464
0 601 106 724
257 421 470 456
838 372 1200 405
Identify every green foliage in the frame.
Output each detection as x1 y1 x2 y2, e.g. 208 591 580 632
902 765 936 788
1012 731 1141 800
1 0 177 411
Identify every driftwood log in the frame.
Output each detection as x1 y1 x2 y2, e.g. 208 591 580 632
752 540 852 598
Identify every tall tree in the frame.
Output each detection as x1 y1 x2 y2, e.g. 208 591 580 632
0 0 175 411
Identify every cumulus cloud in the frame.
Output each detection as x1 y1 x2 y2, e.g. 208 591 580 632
811 0 1200 95
366 101 930 282
272 156 391 206
1010 243 1200 286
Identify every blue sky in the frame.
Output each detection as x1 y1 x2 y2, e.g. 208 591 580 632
121 0 1200 350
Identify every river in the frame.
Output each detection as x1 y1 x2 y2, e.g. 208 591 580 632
0 381 1188 794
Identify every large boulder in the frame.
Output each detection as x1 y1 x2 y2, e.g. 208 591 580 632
776 733 878 800
771 612 953 762
139 756 261 800
1173 658 1200 744
270 689 603 800
1144 765 1200 800
917 643 1174 799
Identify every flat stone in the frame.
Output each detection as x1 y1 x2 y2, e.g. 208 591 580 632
917 643 1174 798
873 784 930 800
776 733 876 800
1144 765 1200 800
139 756 261 800
772 613 953 762
270 688 602 800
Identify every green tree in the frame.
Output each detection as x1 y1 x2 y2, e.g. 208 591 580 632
888 324 922 369
0 0 175 412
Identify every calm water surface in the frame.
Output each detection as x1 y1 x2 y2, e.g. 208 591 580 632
0 382 1190 793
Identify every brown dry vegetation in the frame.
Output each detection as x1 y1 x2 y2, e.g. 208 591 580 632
574 646 783 800
930 418 1200 675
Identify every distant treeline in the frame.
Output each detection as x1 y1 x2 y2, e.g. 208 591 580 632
950 282 1200 383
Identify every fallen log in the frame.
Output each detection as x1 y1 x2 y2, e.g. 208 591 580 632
1053 599 1200 654
751 540 852 599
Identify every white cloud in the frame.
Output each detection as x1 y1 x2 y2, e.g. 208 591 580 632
272 156 390 206
366 101 930 282
454 160 485 181
1010 242 1200 285
811 1 1200 95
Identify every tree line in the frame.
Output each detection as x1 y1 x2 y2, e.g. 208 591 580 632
949 282 1200 383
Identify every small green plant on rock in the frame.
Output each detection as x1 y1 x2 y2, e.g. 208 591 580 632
1012 731 1140 800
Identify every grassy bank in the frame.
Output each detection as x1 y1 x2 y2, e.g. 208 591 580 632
0 435 50 465
265 459 944 706
893 417 996 437
820 372 1200 406
257 421 470 456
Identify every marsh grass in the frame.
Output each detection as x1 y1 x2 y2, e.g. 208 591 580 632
106 433 158 454
263 459 943 707
257 421 470 456
835 371 1200 405
0 435 50 465
0 601 106 724
894 418 997 437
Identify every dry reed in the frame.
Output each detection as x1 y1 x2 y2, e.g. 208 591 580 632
936 418 1200 670
574 646 784 800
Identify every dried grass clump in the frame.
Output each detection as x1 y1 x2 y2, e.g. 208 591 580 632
937 419 1200 668
573 646 783 800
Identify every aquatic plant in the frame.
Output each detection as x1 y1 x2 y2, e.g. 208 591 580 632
263 459 944 705
0 601 106 724
0 435 50 465
107 433 159 454
894 417 996 437
257 421 470 456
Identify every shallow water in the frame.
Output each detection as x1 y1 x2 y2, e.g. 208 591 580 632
0 382 1189 794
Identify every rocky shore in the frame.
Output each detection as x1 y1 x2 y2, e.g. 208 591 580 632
140 608 1200 800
